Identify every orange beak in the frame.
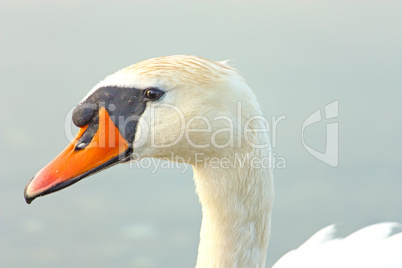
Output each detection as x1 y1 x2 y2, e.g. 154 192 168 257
24 107 130 204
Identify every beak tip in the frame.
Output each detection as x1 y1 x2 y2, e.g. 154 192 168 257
24 178 36 204
24 188 35 204
24 195 34 204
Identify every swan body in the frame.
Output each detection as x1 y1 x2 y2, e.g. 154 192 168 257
273 222 402 268
23 55 401 267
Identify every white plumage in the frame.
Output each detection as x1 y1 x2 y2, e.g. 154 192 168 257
273 222 402 268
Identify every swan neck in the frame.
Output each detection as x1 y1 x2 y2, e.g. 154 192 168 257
193 153 274 268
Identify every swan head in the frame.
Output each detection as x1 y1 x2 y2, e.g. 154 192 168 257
24 55 267 204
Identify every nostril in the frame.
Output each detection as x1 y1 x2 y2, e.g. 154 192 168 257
74 113 99 151
75 142 87 150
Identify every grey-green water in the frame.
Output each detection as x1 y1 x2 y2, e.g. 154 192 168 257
1 1 401 267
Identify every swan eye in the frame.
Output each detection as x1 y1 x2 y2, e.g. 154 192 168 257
144 88 164 101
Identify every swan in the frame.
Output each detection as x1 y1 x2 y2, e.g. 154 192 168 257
24 55 401 267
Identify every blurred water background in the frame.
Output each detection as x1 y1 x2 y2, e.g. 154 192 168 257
1 1 401 267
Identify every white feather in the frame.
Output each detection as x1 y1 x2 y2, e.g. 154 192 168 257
272 223 402 268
